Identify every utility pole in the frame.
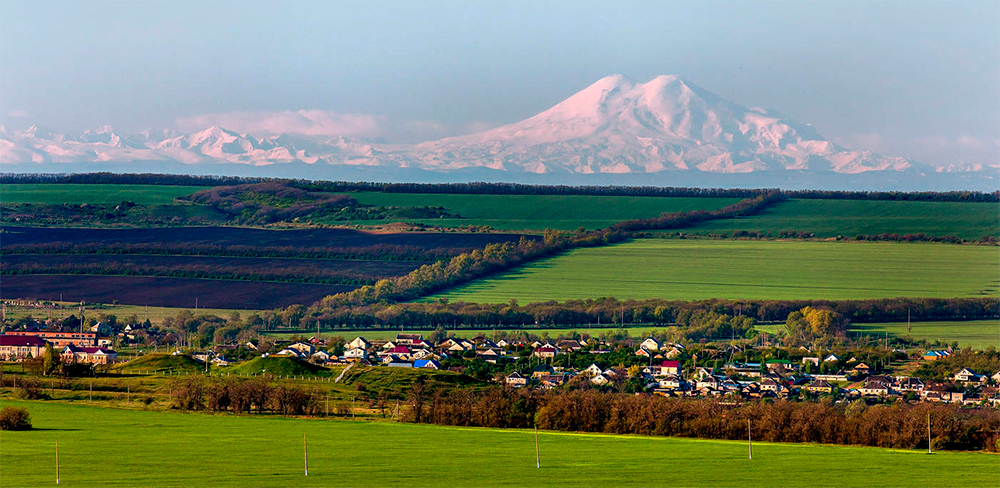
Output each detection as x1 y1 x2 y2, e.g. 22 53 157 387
927 412 932 454
303 433 309 476
534 425 540 468
747 418 753 460
55 441 60 484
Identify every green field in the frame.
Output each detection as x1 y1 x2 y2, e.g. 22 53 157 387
429 239 1000 303
676 199 999 240
350 192 741 231
264 326 667 342
0 184 203 205
1 302 260 326
852 320 1000 349
1 401 994 487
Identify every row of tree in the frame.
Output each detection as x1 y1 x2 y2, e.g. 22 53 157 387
6 173 996 201
405 387 1000 451
171 376 318 415
280 297 997 331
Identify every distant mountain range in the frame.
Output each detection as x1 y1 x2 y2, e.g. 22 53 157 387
1 75 995 189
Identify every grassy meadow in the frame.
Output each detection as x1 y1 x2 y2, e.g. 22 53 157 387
428 239 1000 303
0 184 204 205
349 192 741 231
1 400 995 488
675 198 999 240
1 302 260 326
851 320 1000 350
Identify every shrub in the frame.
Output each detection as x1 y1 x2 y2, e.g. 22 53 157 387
0 407 32 431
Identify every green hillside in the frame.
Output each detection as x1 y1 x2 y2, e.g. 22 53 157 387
229 355 332 377
113 353 203 373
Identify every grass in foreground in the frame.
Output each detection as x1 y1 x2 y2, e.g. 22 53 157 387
0 400 994 488
428 239 999 303
349 192 741 231
675 199 999 240
0 184 204 205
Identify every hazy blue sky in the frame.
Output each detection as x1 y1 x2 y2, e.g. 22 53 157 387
1 0 997 164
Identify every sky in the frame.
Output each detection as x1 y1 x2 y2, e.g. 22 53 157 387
1 0 998 165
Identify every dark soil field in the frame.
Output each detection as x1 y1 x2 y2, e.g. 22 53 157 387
2 254 428 282
0 275 351 309
1 226 533 250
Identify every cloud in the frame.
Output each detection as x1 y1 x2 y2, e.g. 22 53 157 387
174 110 451 144
7 109 28 118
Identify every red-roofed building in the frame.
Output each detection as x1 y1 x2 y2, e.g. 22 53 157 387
61 345 118 364
0 335 49 361
661 360 681 375
6 330 96 347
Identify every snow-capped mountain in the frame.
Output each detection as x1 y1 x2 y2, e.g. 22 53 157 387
393 75 911 174
0 75 986 179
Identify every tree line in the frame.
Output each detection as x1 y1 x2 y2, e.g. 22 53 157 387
6 172 997 202
406 387 1000 451
283 297 997 331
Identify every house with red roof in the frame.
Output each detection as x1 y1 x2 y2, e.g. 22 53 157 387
0 335 49 361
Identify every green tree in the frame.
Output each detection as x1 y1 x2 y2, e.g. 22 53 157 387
42 344 61 376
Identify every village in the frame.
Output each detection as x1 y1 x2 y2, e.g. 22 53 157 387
2 324 997 407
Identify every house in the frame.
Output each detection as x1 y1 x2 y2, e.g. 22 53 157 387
694 367 714 380
211 356 230 367
992 371 1000 383
275 348 303 358
823 354 841 363
657 375 685 390
635 348 653 358
386 359 413 368
922 350 951 361
897 377 925 392
413 359 441 370
89 322 112 336
505 372 527 388
496 339 510 349
804 379 834 394
663 345 685 359
801 357 820 366
381 341 397 350
61 345 117 364
245 340 260 351
591 373 612 385
5 330 96 347
660 360 681 376
538 374 567 388
531 365 554 379
310 351 332 363
477 349 500 363
447 342 472 353
954 368 984 383
411 349 437 360
760 378 786 395
0 335 49 361
859 379 891 397
556 339 583 351
851 363 871 375
347 337 370 350
533 345 557 358
396 333 423 345
765 359 795 373
288 342 315 356
344 347 368 361
639 337 661 351
583 364 604 376
696 376 720 390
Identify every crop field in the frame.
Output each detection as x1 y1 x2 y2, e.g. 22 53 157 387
0 401 994 488
0 275 350 309
0 184 203 205
0 301 255 326
350 192 741 231
429 239 1000 303
1 225 534 250
851 320 1000 349
2 253 428 282
674 199 999 240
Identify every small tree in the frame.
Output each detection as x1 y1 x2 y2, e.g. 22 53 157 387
0 407 31 431
42 344 61 377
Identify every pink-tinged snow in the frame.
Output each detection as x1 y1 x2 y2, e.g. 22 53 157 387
0 76 982 175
